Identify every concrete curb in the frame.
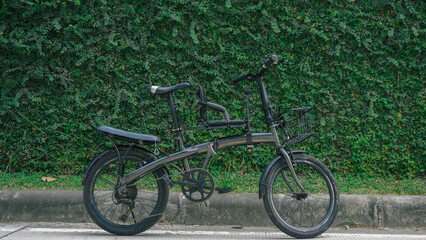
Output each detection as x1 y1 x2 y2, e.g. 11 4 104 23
0 190 424 228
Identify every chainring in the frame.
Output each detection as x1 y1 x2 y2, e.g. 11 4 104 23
181 169 215 202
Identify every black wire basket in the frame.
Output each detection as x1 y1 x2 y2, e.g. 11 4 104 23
278 107 312 146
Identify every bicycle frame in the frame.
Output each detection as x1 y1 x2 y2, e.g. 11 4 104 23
123 132 275 183
120 76 305 194
83 55 339 238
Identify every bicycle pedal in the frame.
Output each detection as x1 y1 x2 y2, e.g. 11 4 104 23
216 187 233 194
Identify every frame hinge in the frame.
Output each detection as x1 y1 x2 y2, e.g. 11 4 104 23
246 132 254 153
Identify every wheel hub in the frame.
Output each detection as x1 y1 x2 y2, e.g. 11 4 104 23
293 192 308 200
114 184 138 201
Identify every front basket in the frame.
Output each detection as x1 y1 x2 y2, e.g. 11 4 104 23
278 107 312 146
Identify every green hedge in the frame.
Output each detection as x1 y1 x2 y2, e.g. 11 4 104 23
1 0 424 178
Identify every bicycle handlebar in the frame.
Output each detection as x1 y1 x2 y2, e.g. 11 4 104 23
231 54 280 85
231 73 251 84
263 55 277 68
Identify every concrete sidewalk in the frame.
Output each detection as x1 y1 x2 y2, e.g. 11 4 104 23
0 190 424 229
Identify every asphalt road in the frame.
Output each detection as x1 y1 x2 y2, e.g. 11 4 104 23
0 223 425 240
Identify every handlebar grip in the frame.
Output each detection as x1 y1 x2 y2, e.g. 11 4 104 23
263 55 277 68
232 74 248 84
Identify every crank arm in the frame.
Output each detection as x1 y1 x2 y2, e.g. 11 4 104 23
171 180 218 191
171 180 198 188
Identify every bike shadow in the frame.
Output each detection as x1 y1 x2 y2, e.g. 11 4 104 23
82 231 302 239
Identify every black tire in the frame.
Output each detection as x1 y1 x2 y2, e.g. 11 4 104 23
263 154 339 239
83 149 169 235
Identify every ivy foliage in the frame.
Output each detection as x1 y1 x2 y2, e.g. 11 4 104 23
0 0 424 178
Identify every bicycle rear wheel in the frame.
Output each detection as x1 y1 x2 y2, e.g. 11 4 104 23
263 154 339 239
83 149 169 235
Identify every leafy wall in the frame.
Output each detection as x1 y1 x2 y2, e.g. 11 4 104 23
0 0 424 178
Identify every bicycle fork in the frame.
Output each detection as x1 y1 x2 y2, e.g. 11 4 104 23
268 123 305 194
269 122 305 193
279 148 306 193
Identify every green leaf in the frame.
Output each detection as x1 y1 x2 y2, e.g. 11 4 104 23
411 26 419 36
388 28 394 37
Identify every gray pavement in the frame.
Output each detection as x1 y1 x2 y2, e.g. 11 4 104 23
0 223 425 240
0 190 425 230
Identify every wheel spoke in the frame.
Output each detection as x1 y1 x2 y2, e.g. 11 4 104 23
297 199 302 227
135 199 150 215
93 191 113 198
109 204 119 223
273 190 295 197
131 211 137 224
134 196 159 203
308 194 330 202
99 202 115 216
97 175 116 188
135 198 155 215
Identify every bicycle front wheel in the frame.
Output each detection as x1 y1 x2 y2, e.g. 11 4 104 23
263 154 339 239
83 149 169 235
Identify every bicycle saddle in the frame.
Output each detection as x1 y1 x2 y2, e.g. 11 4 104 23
97 126 160 145
147 83 190 95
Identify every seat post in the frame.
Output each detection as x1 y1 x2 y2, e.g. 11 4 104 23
167 93 180 131
166 93 190 171
167 93 187 149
